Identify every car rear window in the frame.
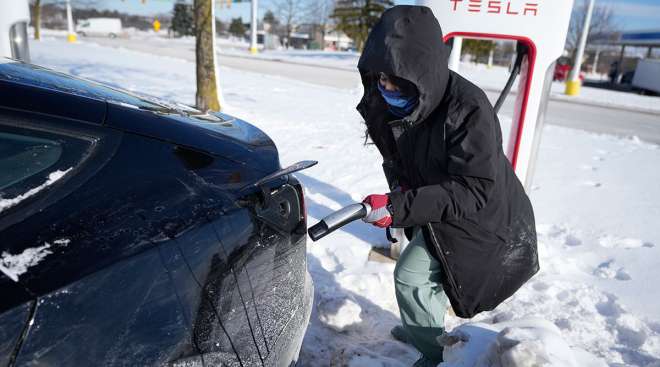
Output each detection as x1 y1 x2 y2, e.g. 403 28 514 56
0 132 62 191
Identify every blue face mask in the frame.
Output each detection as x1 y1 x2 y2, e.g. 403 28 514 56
377 82 418 118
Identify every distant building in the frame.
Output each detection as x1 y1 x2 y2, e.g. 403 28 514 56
290 23 354 51
324 30 353 51
590 28 660 79
257 30 280 50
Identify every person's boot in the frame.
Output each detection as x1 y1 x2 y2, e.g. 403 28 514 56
390 325 412 344
412 356 441 367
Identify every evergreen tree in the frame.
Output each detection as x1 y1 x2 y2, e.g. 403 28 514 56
171 1 194 37
332 0 393 51
263 10 279 26
228 18 246 38
462 39 496 62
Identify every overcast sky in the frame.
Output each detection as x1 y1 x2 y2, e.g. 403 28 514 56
82 0 660 31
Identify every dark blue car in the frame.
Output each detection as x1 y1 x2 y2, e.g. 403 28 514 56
0 59 314 366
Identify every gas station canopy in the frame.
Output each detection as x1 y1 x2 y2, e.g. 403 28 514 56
601 29 660 48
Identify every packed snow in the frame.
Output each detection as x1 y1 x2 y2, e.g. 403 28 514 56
0 244 53 282
0 169 71 213
0 239 70 282
26 38 660 366
440 318 591 367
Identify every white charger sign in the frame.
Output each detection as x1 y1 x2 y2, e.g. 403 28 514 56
448 0 540 16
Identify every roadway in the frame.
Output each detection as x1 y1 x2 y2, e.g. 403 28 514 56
80 36 660 144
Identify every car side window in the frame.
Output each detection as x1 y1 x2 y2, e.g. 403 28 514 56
0 132 63 191
0 124 92 216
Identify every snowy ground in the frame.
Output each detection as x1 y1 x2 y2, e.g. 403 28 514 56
203 32 660 114
219 40 660 114
26 38 660 366
227 48 660 114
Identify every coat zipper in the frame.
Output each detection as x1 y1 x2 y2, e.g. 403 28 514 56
426 223 461 297
391 118 459 294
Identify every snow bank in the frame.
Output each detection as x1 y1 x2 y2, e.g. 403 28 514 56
318 295 363 332
440 318 601 367
0 169 71 213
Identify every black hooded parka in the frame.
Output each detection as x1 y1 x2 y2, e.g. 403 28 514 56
357 5 539 318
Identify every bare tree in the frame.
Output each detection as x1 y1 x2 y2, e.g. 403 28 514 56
566 0 618 55
304 0 334 48
272 0 303 48
194 0 222 111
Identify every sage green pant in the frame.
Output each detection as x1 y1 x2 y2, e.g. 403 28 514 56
394 229 448 362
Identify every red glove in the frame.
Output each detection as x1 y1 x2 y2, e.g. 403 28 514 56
362 194 392 228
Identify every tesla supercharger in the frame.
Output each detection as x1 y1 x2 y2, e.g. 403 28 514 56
0 0 31 62
417 0 574 189
389 0 574 259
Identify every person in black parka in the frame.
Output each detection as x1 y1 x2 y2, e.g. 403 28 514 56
358 6 539 366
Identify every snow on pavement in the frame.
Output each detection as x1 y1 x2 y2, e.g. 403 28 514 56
213 40 660 114
74 28 660 114
28 38 660 366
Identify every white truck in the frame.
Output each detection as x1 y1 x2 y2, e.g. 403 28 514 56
77 18 122 38
0 0 30 61
632 59 660 95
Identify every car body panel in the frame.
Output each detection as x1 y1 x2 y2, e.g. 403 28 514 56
0 60 312 366
0 76 106 124
13 246 191 366
105 103 280 173
0 60 159 123
0 292 31 367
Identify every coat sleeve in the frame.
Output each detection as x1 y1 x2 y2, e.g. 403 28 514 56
388 103 499 227
382 158 410 190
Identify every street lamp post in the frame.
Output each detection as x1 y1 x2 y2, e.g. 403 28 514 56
249 0 258 54
66 0 76 43
448 36 462 72
592 45 601 75
566 0 595 96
